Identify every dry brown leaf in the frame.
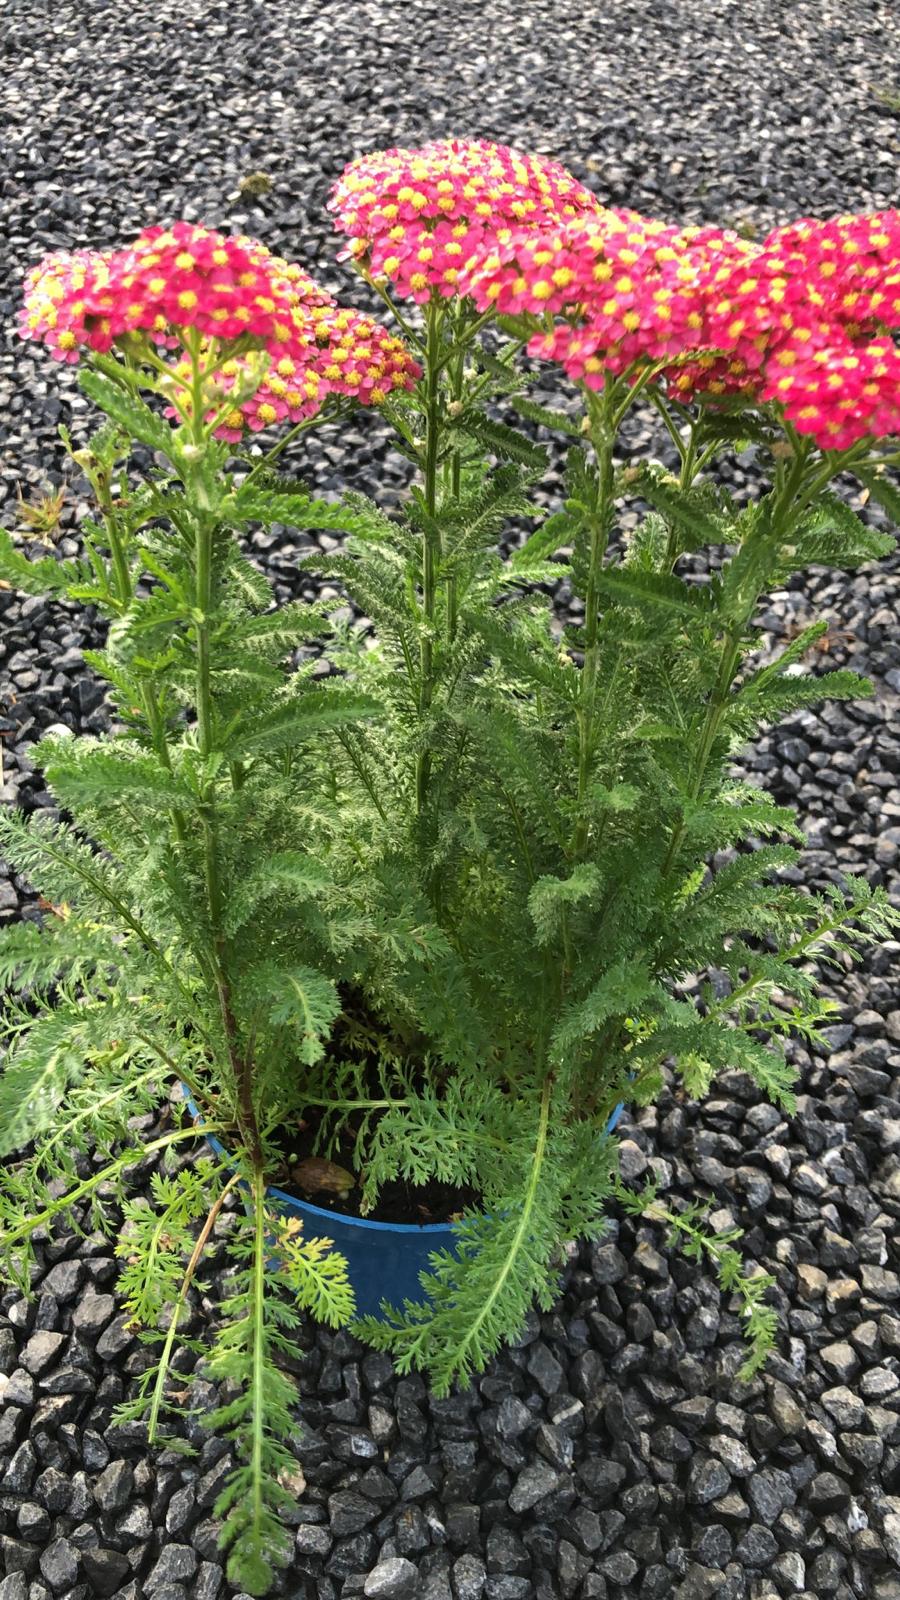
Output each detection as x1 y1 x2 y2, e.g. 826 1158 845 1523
290 1157 355 1198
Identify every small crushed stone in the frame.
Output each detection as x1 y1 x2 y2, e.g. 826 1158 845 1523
2 3 900 1599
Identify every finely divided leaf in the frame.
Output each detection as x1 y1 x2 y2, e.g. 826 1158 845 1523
595 566 713 616
79 369 176 458
255 964 340 1065
225 690 378 758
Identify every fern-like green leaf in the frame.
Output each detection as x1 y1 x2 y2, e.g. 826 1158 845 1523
528 864 602 944
0 528 75 595
596 566 713 616
249 962 341 1065
0 1002 136 1159
79 368 177 458
225 690 378 758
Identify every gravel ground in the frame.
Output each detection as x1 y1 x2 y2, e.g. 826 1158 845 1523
3 3 900 1599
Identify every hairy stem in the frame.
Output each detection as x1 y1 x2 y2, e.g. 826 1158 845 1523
445 330 465 646
239 412 334 489
360 271 426 353
248 1167 269 1551
91 463 133 607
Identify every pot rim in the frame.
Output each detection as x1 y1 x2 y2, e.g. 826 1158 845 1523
180 1086 626 1237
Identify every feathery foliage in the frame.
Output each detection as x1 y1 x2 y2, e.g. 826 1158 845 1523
2 215 899 1592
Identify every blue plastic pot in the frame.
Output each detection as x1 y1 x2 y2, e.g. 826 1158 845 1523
184 1089 625 1318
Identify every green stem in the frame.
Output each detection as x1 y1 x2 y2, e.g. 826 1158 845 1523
0 1127 208 1253
648 387 689 463
572 380 617 859
661 435 815 879
463 340 527 412
792 440 869 515
239 413 332 489
360 271 426 353
433 306 496 371
659 614 746 881
248 1167 268 1543
147 1173 239 1443
77 450 134 609
185 340 264 1174
499 782 536 885
446 336 465 645
415 300 444 815
140 684 192 858
194 526 214 761
661 419 700 572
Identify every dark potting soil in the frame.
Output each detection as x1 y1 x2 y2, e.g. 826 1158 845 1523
270 1100 482 1226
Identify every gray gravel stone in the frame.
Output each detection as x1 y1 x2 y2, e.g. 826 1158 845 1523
71 1291 116 1336
453 1553 487 1600
364 1556 419 1599
18 1331 65 1376
768 1382 804 1436
329 1490 381 1536
194 1563 224 1600
38 1538 79 1591
93 1458 134 1513
296 1523 333 1557
821 1386 866 1429
688 1458 731 1505
2 1441 37 1495
40 1261 83 1302
81 1548 131 1596
145 1545 198 1590
508 1461 561 1513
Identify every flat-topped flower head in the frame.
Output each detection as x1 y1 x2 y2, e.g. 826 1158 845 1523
19 250 117 361
462 208 758 379
330 138 602 302
19 225 329 363
760 331 900 449
674 208 900 445
205 350 325 442
307 304 421 407
104 222 316 346
192 301 421 443
766 209 900 329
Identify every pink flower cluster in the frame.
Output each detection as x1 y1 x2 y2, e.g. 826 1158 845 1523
20 250 118 364
19 223 306 359
174 305 420 442
329 139 601 302
455 193 900 450
694 211 900 448
458 209 756 377
20 149 900 455
19 222 419 436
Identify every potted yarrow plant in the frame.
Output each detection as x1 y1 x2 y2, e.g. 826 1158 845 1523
2 140 900 1590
